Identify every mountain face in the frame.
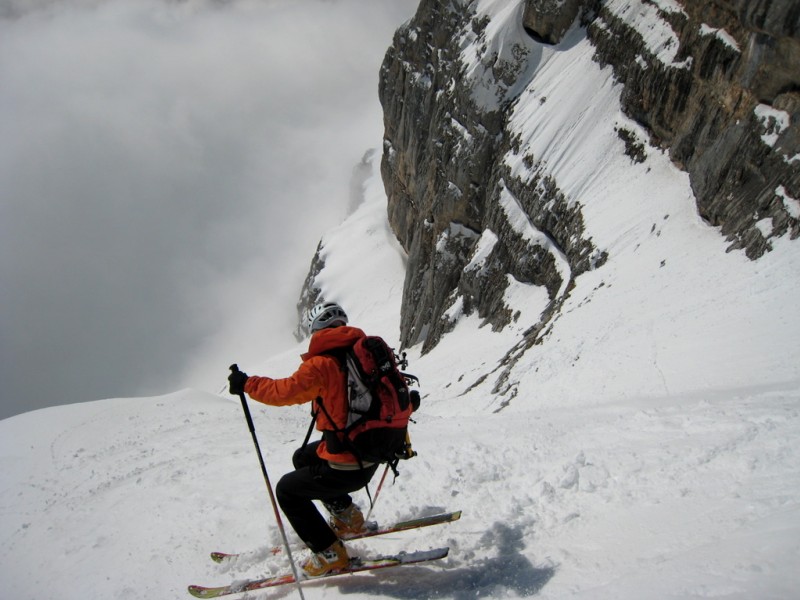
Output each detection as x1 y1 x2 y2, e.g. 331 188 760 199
581 0 800 256
373 0 797 350
299 0 797 355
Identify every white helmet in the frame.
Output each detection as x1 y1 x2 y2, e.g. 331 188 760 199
306 302 348 333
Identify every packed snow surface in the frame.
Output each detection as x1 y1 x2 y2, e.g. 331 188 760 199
2 2 800 599
2 153 798 600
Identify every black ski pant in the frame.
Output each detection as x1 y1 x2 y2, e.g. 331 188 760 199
275 441 378 552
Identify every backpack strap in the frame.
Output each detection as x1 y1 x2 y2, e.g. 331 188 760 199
315 396 377 509
314 396 366 466
301 401 318 450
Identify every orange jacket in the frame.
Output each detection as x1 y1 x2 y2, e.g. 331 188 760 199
244 325 366 464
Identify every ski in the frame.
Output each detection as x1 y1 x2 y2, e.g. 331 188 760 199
188 546 449 598
210 510 461 563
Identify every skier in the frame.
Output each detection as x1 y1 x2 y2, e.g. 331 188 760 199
227 302 378 577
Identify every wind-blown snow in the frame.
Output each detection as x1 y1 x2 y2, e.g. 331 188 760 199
777 185 800 219
603 0 691 69
699 23 740 52
464 229 499 276
459 0 536 110
498 182 571 299
755 104 791 147
2 4 800 600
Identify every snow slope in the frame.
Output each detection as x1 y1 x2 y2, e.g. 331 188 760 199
2 149 799 600
2 4 800 600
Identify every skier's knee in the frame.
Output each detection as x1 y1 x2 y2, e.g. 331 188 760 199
291 446 306 469
275 475 292 508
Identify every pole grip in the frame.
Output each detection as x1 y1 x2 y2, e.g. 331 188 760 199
230 364 256 434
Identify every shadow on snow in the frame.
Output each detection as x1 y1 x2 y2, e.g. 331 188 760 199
326 522 557 599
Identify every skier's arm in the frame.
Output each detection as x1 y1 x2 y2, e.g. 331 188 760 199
244 357 328 407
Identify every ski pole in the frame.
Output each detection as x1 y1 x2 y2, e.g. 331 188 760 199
364 464 389 524
365 431 415 522
230 365 306 600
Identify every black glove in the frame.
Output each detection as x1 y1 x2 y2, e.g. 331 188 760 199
228 366 249 396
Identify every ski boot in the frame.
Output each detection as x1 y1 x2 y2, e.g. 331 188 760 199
327 502 366 537
301 540 350 577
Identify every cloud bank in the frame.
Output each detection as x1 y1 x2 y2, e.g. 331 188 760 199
0 0 418 419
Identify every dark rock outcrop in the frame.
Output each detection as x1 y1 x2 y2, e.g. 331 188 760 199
377 0 608 351
373 0 798 354
522 0 586 44
587 0 800 258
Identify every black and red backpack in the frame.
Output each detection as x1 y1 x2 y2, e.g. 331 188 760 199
314 336 420 471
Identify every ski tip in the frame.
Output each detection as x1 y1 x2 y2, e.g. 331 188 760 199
187 584 214 598
210 551 248 563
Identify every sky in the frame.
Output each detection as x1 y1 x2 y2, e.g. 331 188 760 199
0 0 420 420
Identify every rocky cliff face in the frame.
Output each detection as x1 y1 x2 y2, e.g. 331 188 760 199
377 0 607 352
297 0 798 354
370 0 798 353
582 0 800 258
